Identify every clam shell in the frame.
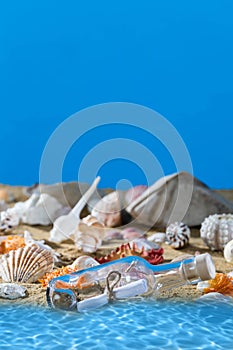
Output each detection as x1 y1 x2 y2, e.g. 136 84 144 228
224 239 233 263
0 244 54 283
166 222 191 249
200 214 233 251
125 172 233 227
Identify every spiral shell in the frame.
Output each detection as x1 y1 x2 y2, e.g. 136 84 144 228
200 214 233 251
166 222 191 249
0 244 54 283
72 215 105 253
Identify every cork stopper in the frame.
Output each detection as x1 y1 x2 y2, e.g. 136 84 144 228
195 253 216 281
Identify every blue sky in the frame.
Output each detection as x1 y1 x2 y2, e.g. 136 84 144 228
1 0 233 188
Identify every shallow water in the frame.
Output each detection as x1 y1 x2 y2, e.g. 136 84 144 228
0 298 232 349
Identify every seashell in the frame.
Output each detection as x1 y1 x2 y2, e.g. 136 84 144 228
0 244 54 283
0 231 59 263
0 283 28 300
95 242 164 265
166 222 191 249
50 177 100 243
0 193 70 231
129 237 160 251
24 231 60 262
147 232 166 244
121 227 144 240
72 216 105 253
0 200 8 213
39 256 99 287
200 214 233 251
105 230 124 240
224 239 233 263
124 185 148 206
70 255 100 270
25 182 108 213
125 172 233 227
91 191 122 227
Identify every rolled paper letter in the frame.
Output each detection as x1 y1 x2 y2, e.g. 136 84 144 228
77 293 109 312
113 279 148 299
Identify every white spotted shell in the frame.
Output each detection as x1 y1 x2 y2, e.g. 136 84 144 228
200 214 233 251
0 244 54 283
166 222 191 249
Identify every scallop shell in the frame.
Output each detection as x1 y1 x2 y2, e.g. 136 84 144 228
224 239 233 263
166 222 191 249
200 214 233 251
0 244 54 283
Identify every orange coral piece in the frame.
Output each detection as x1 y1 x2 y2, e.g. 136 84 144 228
39 266 76 287
0 235 25 254
54 274 95 290
96 243 164 265
204 273 233 297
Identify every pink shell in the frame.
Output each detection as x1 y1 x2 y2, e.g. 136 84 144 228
125 185 148 206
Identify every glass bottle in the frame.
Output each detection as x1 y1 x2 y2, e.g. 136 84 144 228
46 253 215 312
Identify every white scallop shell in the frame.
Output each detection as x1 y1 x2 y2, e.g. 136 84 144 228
224 239 233 263
200 214 233 251
166 222 191 249
0 244 54 283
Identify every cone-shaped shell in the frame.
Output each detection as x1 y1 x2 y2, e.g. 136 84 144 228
201 214 233 251
0 244 54 283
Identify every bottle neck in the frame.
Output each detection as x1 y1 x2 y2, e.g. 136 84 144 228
150 257 195 274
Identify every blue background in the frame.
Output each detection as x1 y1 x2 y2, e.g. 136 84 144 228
1 0 233 189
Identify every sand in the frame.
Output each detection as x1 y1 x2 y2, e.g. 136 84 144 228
0 184 233 307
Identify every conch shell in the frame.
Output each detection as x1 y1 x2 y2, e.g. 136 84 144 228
72 215 105 253
50 177 100 243
0 244 54 283
95 243 164 265
201 214 233 251
0 193 70 231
